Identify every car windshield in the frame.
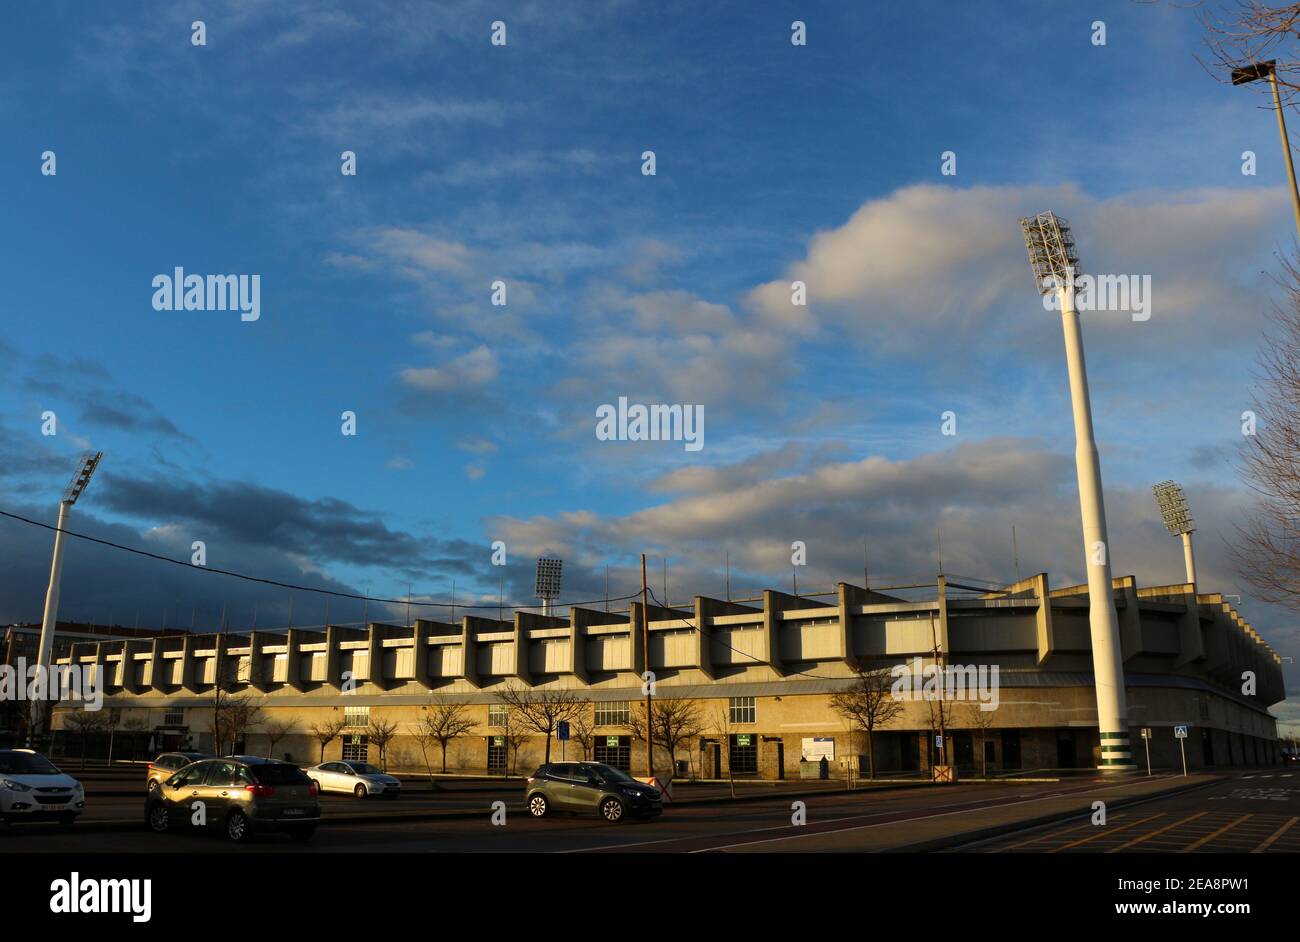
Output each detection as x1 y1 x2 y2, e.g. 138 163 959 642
251 764 312 786
0 752 61 775
589 764 633 783
347 763 382 775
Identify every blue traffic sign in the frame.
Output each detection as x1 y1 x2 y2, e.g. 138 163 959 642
557 720 570 741
1174 725 1188 739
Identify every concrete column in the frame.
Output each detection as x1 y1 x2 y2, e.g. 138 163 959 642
324 626 342 690
180 634 199 693
1031 573 1056 667
413 620 433 689
285 629 305 691
248 632 272 693
1057 286 1133 771
366 624 386 691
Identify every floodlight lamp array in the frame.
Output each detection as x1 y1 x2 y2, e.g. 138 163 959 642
1152 480 1195 535
62 451 103 505
535 556 563 599
1020 211 1082 296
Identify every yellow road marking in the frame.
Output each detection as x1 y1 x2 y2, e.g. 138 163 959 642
1251 816 1298 854
1048 814 1166 853
1106 811 1207 853
1182 814 1253 852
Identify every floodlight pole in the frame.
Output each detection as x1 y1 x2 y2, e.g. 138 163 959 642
1056 281 1134 773
1180 531 1197 588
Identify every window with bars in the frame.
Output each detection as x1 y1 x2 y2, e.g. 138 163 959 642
594 701 630 727
729 696 756 725
488 704 508 727
594 735 631 771
162 708 185 726
341 734 369 762
343 705 370 728
729 734 758 774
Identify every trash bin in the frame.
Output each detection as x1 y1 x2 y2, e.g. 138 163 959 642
799 757 829 780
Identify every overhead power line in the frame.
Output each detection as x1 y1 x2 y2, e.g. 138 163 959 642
0 507 639 613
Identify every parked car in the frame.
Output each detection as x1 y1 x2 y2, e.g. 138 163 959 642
146 751 212 793
145 756 319 842
0 749 85 826
525 762 662 822
305 761 401 798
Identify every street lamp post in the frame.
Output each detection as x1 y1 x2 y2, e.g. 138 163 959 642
1020 213 1135 772
29 451 102 747
1232 60 1300 241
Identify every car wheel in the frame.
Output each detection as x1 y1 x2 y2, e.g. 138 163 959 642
354 783 367 799
225 810 252 843
527 794 549 818
287 825 316 842
600 797 625 822
147 780 159 794
147 803 170 833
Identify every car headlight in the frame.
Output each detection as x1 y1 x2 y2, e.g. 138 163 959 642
2 779 32 792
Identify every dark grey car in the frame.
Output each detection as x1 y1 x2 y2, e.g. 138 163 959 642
525 762 663 822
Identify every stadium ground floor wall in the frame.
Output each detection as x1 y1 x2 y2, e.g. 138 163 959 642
60 684 1283 777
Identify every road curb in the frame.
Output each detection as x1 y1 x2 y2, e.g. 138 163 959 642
883 776 1224 853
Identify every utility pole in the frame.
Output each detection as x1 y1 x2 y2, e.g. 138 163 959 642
641 553 653 779
929 613 947 773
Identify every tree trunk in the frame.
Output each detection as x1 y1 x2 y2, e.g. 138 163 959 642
440 741 448 774
866 728 876 780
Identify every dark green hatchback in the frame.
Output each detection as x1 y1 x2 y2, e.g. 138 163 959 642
525 761 663 822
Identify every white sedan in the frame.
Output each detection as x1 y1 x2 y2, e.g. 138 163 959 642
305 761 401 798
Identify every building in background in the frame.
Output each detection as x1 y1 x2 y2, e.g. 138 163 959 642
48 574 1286 776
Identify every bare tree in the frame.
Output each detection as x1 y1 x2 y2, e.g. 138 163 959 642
310 716 347 763
708 706 736 798
1201 2 1300 102
420 697 478 773
963 702 998 779
214 695 261 757
61 710 109 768
261 715 300 759
495 683 584 764
1234 258 1300 604
626 697 703 775
501 710 529 776
571 706 595 760
210 635 259 756
367 716 400 771
829 666 905 780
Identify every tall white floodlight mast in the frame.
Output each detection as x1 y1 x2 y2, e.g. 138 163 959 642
29 451 102 745
1020 212 1134 772
1153 480 1197 587
535 557 562 617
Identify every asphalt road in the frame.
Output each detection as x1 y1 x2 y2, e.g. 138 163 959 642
960 769 1300 853
3 770 1261 853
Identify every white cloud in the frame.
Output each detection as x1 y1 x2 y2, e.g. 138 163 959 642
400 345 498 391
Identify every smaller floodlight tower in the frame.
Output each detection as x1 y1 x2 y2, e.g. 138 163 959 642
535 557 563 616
30 451 102 745
1153 480 1197 588
1020 212 1134 772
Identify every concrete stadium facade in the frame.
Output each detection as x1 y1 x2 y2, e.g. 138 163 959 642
49 573 1287 778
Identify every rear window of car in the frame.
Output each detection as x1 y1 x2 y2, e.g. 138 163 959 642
250 764 312 786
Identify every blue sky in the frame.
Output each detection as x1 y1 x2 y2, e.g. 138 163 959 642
2 0 1298 721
